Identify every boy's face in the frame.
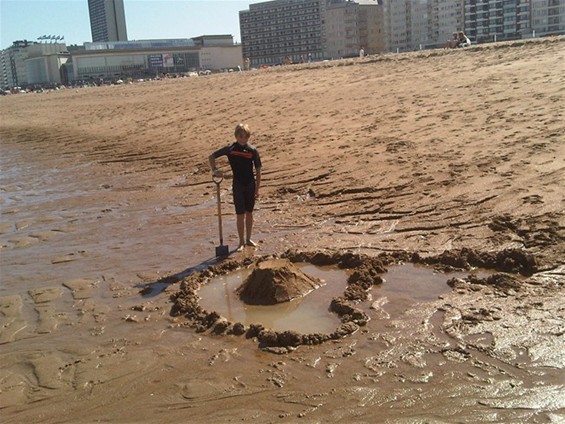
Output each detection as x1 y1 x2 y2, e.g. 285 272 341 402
236 132 250 145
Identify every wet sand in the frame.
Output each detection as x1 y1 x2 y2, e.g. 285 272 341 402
1 37 564 422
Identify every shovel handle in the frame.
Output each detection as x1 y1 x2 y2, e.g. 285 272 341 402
214 176 224 245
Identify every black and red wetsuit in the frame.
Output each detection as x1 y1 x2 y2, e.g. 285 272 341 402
212 142 262 214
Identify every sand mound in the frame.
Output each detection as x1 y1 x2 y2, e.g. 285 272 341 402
236 259 323 305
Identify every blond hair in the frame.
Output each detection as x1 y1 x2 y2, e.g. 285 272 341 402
234 123 251 137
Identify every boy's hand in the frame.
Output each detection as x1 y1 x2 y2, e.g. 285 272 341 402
212 168 222 178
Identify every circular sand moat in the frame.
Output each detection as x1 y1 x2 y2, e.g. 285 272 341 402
170 248 537 353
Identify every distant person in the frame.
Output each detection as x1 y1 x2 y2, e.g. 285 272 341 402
359 47 365 58
209 123 262 252
284 56 292 65
244 57 251 71
445 32 460 49
446 31 471 49
457 32 471 47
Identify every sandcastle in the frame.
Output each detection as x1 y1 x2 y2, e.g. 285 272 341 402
236 259 324 305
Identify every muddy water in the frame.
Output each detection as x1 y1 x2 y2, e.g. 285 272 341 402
0 139 217 346
198 265 348 333
198 263 491 334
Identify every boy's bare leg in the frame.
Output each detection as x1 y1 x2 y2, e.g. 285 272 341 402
236 214 245 250
245 212 255 246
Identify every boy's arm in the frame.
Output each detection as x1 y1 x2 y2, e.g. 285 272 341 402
209 154 222 177
255 168 261 198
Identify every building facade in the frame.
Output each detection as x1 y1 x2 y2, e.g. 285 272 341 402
531 0 565 36
240 0 327 66
25 44 70 85
325 0 385 58
0 41 69 88
71 37 242 81
1 41 34 88
1 37 242 88
465 0 531 42
385 0 564 52
88 0 128 42
464 0 564 43
384 0 465 52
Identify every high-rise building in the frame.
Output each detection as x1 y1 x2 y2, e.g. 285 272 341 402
240 0 327 66
531 0 565 37
88 0 128 43
464 0 530 42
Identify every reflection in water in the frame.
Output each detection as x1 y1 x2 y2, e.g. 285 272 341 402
198 265 347 333
375 263 489 301
198 263 491 334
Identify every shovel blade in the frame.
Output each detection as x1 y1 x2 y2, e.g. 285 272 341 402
215 245 229 257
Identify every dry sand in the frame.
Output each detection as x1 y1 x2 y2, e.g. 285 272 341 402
1 37 564 423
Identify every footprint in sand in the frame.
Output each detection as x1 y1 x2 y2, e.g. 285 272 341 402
28 287 66 334
28 353 68 389
62 279 99 300
0 223 14 234
0 295 28 343
7 236 40 248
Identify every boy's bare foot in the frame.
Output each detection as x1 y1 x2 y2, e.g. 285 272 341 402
246 239 258 247
235 244 245 252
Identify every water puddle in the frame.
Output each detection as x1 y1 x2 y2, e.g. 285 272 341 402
375 263 489 301
198 262 492 334
198 264 347 333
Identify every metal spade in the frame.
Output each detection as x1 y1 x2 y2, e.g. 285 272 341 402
213 176 229 257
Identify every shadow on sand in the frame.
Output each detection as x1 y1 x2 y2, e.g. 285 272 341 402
137 248 241 298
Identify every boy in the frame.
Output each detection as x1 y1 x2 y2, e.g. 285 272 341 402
209 123 262 252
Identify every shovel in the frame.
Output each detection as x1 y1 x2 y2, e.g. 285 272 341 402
213 175 229 257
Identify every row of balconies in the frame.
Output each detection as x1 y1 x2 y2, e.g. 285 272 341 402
245 42 321 52
244 10 320 20
241 20 319 31
245 40 321 51
246 46 318 57
244 32 319 42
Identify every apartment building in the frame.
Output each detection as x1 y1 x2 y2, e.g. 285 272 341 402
465 0 531 42
88 0 128 43
240 0 327 66
0 41 68 88
1 41 32 88
464 0 564 43
384 0 465 52
531 0 565 36
386 0 563 51
325 0 385 58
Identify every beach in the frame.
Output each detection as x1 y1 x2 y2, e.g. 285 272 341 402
1 37 564 423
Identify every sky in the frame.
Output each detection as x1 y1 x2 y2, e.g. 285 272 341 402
0 0 265 49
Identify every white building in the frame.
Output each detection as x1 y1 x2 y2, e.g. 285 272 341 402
71 37 242 81
0 41 68 88
25 43 69 85
1 36 243 88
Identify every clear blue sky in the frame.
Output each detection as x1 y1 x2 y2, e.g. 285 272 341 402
0 0 264 49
